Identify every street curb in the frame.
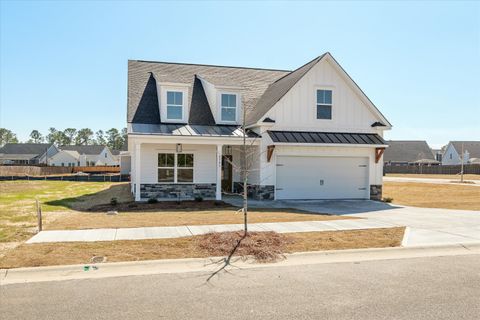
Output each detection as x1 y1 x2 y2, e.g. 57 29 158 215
2 242 480 285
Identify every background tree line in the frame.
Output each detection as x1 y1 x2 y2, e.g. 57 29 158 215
0 127 127 150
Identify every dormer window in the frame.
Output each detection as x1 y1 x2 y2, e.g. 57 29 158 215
166 91 183 120
158 84 189 123
220 93 238 122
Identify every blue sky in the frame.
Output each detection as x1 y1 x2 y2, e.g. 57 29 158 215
1 1 479 147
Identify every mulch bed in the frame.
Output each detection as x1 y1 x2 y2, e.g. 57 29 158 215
88 200 233 212
196 231 290 263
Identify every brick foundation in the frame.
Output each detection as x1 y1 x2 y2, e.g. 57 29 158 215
140 183 216 200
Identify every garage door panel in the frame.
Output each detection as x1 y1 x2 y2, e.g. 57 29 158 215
276 156 369 200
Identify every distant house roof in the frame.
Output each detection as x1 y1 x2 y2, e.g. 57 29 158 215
383 141 435 163
0 143 52 155
60 145 106 155
0 143 53 160
450 141 480 158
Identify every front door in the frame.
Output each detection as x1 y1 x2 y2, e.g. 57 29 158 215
221 155 233 192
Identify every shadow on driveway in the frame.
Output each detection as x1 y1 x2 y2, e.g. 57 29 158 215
222 196 402 215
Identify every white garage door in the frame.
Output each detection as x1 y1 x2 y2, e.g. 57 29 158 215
276 156 369 200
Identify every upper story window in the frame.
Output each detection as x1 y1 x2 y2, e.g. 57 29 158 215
166 91 183 120
220 93 237 122
316 89 332 120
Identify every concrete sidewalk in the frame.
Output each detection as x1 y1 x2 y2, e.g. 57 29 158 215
26 219 397 244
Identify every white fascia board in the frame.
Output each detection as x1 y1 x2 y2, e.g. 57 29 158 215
128 134 260 146
323 54 392 128
272 142 389 148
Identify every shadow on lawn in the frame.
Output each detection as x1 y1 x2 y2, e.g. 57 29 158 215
45 184 133 211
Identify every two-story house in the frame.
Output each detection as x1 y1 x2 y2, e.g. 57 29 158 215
442 141 480 165
127 53 391 201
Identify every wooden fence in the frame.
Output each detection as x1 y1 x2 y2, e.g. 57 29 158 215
0 166 72 176
73 166 120 173
0 174 130 182
384 164 480 175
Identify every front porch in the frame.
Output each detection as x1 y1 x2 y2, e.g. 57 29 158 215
130 134 263 201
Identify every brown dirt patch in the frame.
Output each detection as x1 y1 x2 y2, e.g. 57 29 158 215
383 182 480 210
0 227 404 269
197 231 288 263
88 200 231 212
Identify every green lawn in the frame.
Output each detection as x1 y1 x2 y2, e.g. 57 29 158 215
0 181 131 244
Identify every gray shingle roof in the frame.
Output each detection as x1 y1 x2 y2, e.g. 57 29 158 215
245 54 326 125
383 141 434 163
268 131 385 145
128 60 289 125
60 145 106 155
450 141 480 158
0 143 52 155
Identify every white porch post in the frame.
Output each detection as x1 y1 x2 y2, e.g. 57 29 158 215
135 143 141 201
216 144 223 200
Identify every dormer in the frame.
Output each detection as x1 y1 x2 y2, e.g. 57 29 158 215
156 81 190 124
197 75 243 125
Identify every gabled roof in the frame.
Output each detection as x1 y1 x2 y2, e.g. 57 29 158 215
383 141 435 163
60 145 106 155
450 141 480 158
0 143 53 155
245 54 326 125
128 60 288 124
128 53 391 129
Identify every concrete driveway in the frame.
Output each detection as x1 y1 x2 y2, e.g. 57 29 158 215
224 196 480 247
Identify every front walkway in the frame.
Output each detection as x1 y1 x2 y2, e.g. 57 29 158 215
26 219 396 244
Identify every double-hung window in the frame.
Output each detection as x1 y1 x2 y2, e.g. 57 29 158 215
166 91 183 120
316 89 332 120
158 153 194 183
220 93 237 122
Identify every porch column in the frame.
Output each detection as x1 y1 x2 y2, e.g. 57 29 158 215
216 144 222 200
135 143 141 201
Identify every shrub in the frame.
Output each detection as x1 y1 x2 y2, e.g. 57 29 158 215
110 197 118 206
147 197 158 204
383 197 393 203
214 200 223 206
194 196 203 202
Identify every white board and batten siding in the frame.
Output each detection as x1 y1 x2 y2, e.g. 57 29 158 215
276 155 369 200
262 57 382 133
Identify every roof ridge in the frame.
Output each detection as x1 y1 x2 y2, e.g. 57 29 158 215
130 59 291 73
269 53 327 85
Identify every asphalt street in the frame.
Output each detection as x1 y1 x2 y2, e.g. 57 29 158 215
2 254 479 320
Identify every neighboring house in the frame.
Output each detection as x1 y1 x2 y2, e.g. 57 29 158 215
431 148 444 163
49 145 119 167
383 141 438 166
442 141 480 165
127 52 391 201
0 143 58 165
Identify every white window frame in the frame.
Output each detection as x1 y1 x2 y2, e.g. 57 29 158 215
157 153 194 184
217 91 240 124
159 84 189 123
315 87 333 120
